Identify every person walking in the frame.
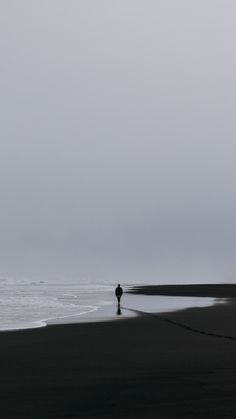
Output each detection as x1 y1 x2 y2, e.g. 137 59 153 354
115 284 123 306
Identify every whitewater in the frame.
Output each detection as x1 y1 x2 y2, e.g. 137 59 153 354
0 277 216 331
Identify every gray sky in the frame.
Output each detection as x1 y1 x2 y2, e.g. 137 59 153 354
1 1 236 283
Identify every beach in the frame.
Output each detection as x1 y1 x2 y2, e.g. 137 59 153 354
1 284 236 418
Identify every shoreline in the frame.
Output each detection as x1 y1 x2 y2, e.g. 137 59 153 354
1 283 220 333
128 283 236 299
1 284 236 418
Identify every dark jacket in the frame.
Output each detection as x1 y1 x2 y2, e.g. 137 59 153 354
115 286 123 297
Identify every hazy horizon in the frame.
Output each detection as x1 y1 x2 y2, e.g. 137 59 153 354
1 1 236 284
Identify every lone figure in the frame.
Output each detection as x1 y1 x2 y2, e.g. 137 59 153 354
115 284 123 306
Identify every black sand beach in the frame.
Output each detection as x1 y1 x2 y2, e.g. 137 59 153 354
1 284 236 418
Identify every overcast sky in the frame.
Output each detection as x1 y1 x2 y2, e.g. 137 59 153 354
1 1 236 283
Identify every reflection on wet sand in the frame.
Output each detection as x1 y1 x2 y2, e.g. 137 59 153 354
116 305 122 315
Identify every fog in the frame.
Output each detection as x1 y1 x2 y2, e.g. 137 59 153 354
1 1 236 283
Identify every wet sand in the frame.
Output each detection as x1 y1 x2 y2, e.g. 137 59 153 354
1 284 236 418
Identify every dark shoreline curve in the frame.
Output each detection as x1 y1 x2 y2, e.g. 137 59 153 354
128 283 236 298
1 285 236 418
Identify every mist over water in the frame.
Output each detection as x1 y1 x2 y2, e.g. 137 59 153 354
1 1 236 284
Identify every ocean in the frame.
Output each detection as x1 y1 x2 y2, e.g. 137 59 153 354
0 277 216 331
